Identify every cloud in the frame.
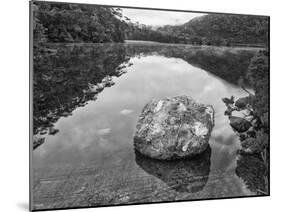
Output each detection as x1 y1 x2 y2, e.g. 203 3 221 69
120 8 206 26
97 128 111 135
120 109 134 115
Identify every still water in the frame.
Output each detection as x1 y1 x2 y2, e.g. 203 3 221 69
33 42 260 209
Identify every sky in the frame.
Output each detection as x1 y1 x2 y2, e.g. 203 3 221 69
120 8 206 26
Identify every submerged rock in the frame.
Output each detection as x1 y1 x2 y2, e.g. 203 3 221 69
134 95 215 160
135 146 211 193
229 116 252 133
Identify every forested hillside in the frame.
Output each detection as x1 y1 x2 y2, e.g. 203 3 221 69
125 14 268 46
163 14 269 46
33 2 126 43
33 2 269 47
124 22 177 43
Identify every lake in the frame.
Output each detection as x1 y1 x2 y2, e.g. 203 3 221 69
32 41 262 210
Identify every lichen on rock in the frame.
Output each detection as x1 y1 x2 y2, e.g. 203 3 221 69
133 95 215 160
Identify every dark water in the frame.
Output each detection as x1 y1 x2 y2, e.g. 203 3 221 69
32 41 262 210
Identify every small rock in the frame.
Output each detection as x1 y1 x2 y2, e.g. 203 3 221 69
101 76 115 87
49 128 59 135
88 86 97 93
222 96 234 104
229 116 252 133
61 111 71 117
235 96 252 110
96 83 104 91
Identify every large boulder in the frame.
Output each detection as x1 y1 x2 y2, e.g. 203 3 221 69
133 95 215 160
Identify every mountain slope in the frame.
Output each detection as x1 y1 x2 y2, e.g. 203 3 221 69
158 14 269 46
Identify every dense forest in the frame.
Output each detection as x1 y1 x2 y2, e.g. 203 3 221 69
157 14 269 46
247 50 269 128
33 2 126 45
126 14 269 46
33 2 269 47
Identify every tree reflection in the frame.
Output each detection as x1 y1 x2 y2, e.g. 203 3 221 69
33 43 130 149
33 42 257 149
125 43 256 85
235 154 268 195
135 147 211 193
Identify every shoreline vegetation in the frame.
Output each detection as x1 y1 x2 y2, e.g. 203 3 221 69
32 1 269 194
222 50 269 194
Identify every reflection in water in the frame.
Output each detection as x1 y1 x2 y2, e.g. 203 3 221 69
135 147 211 193
33 42 262 209
124 42 257 84
33 42 257 143
33 44 130 148
235 154 267 194
33 42 257 148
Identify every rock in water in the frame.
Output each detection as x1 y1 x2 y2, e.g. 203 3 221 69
235 96 253 110
222 96 234 105
229 116 252 133
133 95 215 160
